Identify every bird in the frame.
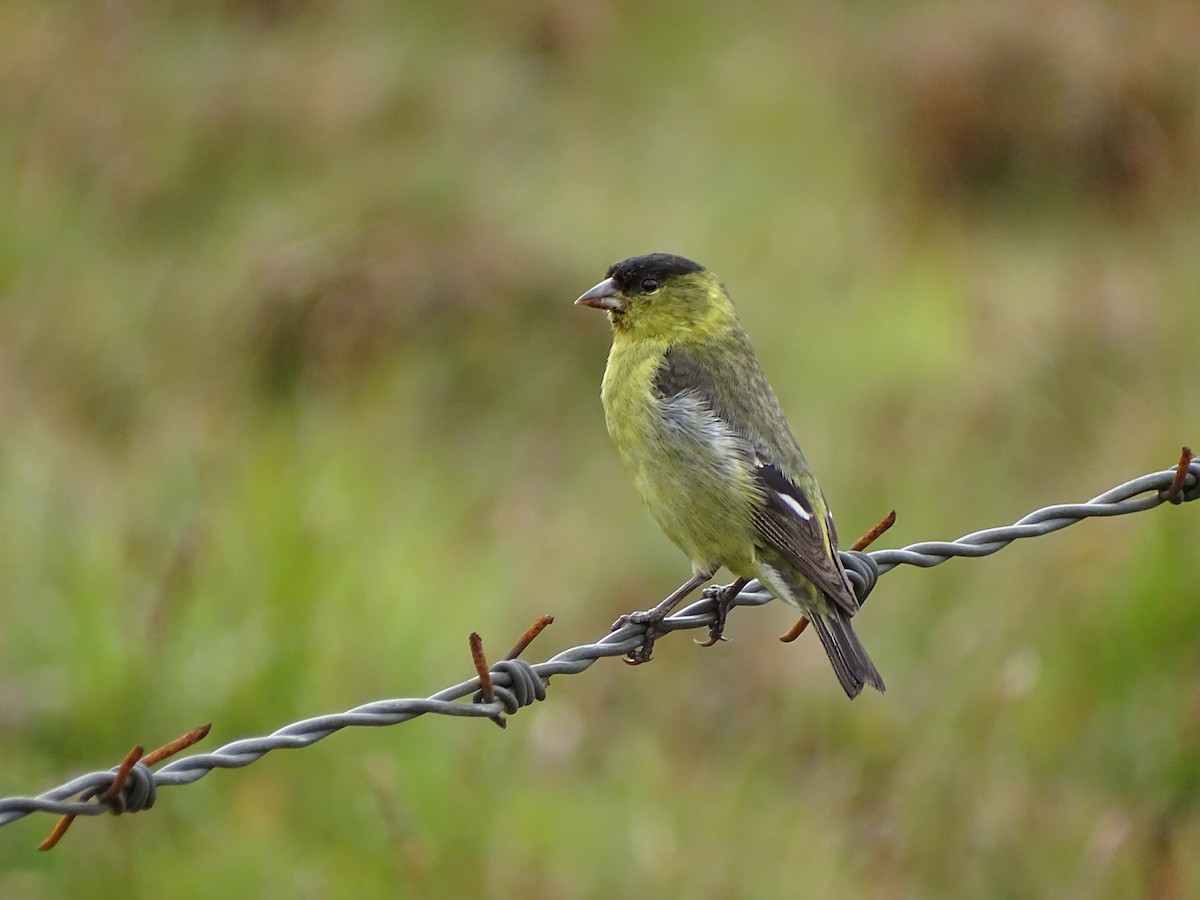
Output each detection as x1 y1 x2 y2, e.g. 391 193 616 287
576 252 884 698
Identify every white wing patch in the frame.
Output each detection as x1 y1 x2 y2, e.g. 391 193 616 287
752 452 814 521
776 491 813 521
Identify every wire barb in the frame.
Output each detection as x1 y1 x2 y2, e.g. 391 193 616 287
852 510 898 553
505 615 555 660
2 454 1196 842
36 724 210 851
1164 446 1195 504
471 619 555 730
469 633 494 705
468 632 507 729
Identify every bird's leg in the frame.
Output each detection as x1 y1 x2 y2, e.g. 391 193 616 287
695 578 750 648
612 571 712 665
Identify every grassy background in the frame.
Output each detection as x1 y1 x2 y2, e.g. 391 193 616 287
2 1 1198 896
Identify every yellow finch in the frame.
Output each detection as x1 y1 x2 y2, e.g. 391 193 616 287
576 253 884 698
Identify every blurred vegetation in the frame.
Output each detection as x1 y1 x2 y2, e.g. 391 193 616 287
1 0 1198 897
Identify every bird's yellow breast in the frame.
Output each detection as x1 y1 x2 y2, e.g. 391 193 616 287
600 338 760 577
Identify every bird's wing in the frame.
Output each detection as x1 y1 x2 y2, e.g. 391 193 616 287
652 347 718 404
653 345 859 615
750 461 859 614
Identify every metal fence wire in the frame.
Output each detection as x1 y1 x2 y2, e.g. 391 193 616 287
2 455 1197 839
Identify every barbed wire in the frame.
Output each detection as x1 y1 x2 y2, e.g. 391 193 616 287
2 453 1196 842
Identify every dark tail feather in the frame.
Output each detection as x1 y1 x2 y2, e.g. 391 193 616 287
809 610 886 699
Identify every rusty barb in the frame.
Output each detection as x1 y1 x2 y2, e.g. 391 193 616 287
1164 446 1195 504
38 724 211 851
469 616 556 730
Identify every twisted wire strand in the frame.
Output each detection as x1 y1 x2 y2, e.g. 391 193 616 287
1 458 1195 830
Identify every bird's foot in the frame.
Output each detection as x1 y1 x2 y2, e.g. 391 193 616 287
610 572 713 665
610 609 666 665
694 578 749 648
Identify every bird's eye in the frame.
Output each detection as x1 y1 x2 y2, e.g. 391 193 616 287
641 278 659 292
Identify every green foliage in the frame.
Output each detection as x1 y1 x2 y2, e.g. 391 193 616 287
1 1 1197 896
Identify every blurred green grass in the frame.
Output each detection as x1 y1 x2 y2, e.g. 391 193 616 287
1 1 1198 897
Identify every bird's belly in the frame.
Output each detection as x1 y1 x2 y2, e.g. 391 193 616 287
637 470 757 575
612 407 759 577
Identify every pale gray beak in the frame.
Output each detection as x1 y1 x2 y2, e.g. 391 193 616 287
575 277 624 312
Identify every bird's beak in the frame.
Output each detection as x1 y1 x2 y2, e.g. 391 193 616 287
575 277 624 312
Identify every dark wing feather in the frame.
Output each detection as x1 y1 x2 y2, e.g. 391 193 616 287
752 463 859 614
652 349 717 401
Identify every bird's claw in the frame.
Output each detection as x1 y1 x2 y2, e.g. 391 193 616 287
694 610 730 648
623 624 663 665
612 610 666 664
693 577 747 650
621 643 655 665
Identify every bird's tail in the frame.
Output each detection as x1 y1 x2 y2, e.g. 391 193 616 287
808 609 886 699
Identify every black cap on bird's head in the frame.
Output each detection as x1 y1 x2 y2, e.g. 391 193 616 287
575 254 704 312
606 253 705 295
575 254 728 339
